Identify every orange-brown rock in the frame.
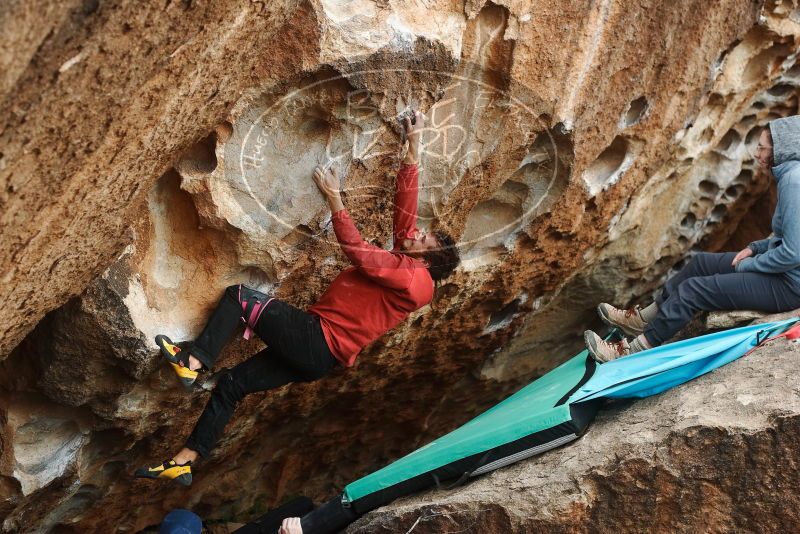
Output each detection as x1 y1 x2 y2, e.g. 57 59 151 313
1 1 800 532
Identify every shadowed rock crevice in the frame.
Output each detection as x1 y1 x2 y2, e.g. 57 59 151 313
583 135 631 196
177 132 218 177
621 96 648 128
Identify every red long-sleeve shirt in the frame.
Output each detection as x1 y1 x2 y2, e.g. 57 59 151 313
308 164 433 367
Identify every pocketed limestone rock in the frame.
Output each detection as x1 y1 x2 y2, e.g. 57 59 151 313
706 309 772 330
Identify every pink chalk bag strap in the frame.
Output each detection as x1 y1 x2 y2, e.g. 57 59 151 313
237 285 274 340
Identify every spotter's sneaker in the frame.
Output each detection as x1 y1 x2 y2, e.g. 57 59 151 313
597 303 648 336
155 334 199 390
134 459 192 486
584 330 632 363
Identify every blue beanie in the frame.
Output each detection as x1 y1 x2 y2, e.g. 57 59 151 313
159 509 203 534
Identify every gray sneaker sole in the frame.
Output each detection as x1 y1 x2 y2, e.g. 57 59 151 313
584 330 610 363
597 304 645 337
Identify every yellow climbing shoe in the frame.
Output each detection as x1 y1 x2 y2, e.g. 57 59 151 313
155 334 199 390
135 459 192 486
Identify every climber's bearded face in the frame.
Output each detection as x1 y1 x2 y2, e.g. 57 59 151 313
755 128 774 169
401 229 440 256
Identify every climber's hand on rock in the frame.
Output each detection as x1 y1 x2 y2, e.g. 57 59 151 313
403 110 424 165
732 247 754 267
404 110 424 143
314 166 345 213
313 166 340 199
279 517 303 534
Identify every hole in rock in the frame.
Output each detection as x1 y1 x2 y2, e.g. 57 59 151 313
583 136 628 195
486 299 521 331
715 129 741 153
282 224 314 248
735 169 754 184
744 127 763 149
622 96 648 127
81 428 129 466
768 83 795 97
709 204 727 222
300 105 333 136
698 180 720 198
764 0 800 23
708 92 725 106
681 213 697 228
671 257 689 273
519 123 574 205
100 461 126 483
461 193 524 249
215 121 233 143
725 184 745 199
738 114 757 130
713 40 739 72
495 179 530 206
744 42 791 85
178 132 217 175
784 62 800 80
239 265 275 290
698 127 715 145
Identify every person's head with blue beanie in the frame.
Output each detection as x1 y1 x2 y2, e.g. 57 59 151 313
159 509 202 534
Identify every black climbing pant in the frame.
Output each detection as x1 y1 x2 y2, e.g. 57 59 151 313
185 286 337 458
643 252 800 346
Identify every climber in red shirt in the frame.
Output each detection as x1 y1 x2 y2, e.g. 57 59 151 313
135 111 460 486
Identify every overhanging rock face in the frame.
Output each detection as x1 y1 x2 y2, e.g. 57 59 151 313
349 334 800 533
2 1 800 532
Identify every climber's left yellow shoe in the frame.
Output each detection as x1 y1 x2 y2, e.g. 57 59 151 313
134 459 192 486
156 334 199 390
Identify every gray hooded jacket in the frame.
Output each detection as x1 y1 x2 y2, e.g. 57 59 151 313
736 115 800 287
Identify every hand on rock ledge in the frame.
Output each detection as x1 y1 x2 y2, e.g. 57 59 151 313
402 110 425 165
313 166 345 213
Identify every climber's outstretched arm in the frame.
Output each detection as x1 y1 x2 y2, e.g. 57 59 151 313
313 166 345 213
401 110 423 165
313 166 417 289
393 110 425 247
